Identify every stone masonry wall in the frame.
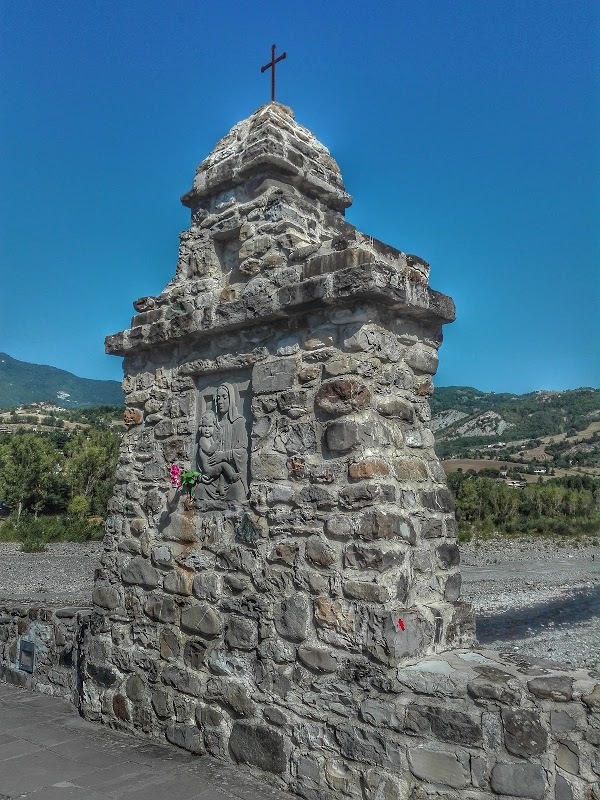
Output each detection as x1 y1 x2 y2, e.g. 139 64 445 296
311 650 598 800
0 602 89 702
80 103 599 799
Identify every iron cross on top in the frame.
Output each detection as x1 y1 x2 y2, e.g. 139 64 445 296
261 44 287 102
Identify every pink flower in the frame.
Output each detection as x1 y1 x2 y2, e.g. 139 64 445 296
169 464 182 487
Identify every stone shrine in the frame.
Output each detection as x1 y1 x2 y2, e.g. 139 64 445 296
75 104 599 799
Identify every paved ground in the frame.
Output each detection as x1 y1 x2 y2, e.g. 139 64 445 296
0 683 287 800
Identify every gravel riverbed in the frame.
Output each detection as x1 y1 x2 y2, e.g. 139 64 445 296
0 537 597 670
460 538 599 671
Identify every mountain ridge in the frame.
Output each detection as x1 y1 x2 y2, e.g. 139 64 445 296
431 385 600 460
1 354 597 430
0 353 123 409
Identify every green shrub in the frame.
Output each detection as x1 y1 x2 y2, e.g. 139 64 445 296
457 524 472 543
0 512 104 546
21 537 47 553
68 495 90 517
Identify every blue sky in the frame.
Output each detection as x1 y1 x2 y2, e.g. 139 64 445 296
1 0 598 393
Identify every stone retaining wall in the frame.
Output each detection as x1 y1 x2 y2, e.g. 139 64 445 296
279 648 598 800
0 602 90 703
1 600 597 798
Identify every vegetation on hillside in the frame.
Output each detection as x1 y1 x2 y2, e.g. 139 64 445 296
430 386 520 415
544 431 600 469
1 405 123 429
0 352 123 408
433 387 600 459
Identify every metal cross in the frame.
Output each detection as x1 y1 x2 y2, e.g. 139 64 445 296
261 44 287 103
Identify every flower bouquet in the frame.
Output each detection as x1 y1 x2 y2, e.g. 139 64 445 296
169 464 200 496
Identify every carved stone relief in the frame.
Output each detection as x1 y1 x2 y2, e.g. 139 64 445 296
194 376 251 508
176 230 219 280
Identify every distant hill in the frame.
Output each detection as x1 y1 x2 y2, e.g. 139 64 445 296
0 353 123 409
432 385 600 460
1 352 598 445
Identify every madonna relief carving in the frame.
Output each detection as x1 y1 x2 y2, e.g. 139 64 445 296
195 381 250 504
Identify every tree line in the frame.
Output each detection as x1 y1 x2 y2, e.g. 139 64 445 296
448 471 600 540
0 427 119 548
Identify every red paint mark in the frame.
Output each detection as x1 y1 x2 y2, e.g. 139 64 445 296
397 618 405 632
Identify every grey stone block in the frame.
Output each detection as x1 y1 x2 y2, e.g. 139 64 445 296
367 611 432 665
151 545 173 568
467 666 520 704
225 615 258 650
550 710 578 734
253 358 296 393
305 536 337 568
421 489 454 513
206 677 255 717
326 418 363 452
335 724 403 769
339 483 395 510
165 723 204 754
183 639 207 669
490 762 546 799
151 688 172 718
362 768 411 800
555 741 579 775
342 580 389 603
144 595 178 623
425 705 483 746
407 746 469 789
325 515 354 539
555 773 574 800
120 556 159 588
192 572 221 601
276 421 317 454
86 662 118 688
159 628 180 660
356 509 416 543
161 665 201 697
274 592 310 642
376 397 414 420
180 603 222 637
359 698 403 732
125 674 147 702
404 343 439 374
582 683 600 710
502 709 547 757
527 675 573 702
435 543 460 568
91 585 120 610
444 572 462 601
163 570 192 595
397 659 470 697
420 518 443 539
344 543 404 572
229 721 287 773
297 646 338 673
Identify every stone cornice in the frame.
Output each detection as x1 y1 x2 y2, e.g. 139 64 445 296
106 260 455 357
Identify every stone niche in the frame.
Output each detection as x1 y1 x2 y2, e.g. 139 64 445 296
83 103 599 800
